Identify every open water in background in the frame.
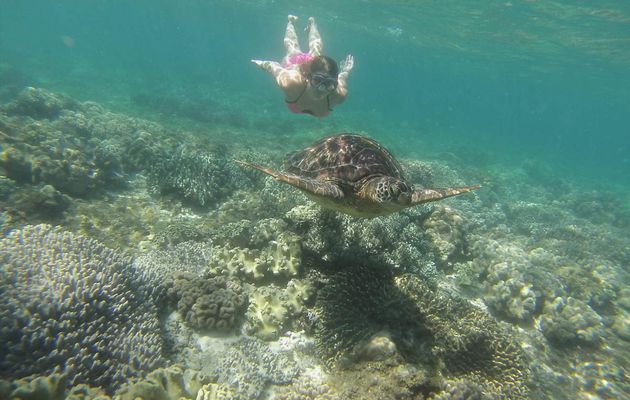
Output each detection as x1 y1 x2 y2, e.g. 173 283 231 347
1 0 629 188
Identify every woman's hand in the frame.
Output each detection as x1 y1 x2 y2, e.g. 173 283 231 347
251 59 285 78
251 59 267 68
340 55 354 74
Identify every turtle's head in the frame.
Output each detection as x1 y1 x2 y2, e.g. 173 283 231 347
361 176 413 209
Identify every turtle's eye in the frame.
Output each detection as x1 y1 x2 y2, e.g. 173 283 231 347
388 186 399 197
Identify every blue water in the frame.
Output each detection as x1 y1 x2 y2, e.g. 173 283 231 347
1 0 629 187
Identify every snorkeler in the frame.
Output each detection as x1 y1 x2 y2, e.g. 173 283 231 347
251 15 354 118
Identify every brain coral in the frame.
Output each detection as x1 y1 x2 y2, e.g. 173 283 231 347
160 272 248 333
0 224 163 393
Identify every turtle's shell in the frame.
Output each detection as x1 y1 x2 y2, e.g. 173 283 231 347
284 134 405 183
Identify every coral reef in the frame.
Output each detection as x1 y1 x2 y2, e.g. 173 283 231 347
3 86 78 119
0 374 68 400
0 224 163 393
421 205 469 270
209 218 302 282
151 219 206 249
272 370 339 400
285 203 440 279
160 272 247 333
148 143 249 207
538 296 605 346
463 236 566 323
190 336 299 399
133 241 214 292
311 263 529 398
483 261 540 322
0 373 110 400
2 183 70 223
1 86 628 399
0 87 172 199
114 364 234 400
326 361 430 400
428 380 483 400
396 274 529 399
244 279 312 340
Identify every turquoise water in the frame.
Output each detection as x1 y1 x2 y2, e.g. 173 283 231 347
2 1 630 398
2 0 629 187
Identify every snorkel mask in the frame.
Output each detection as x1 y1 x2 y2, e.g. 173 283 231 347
310 72 338 93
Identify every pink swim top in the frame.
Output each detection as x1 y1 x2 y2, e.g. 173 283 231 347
287 102 303 113
284 52 314 68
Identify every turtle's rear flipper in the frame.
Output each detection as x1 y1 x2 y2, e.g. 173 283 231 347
411 185 480 205
235 160 344 199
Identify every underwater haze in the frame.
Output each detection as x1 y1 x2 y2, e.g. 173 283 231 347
2 0 630 185
2 1 630 399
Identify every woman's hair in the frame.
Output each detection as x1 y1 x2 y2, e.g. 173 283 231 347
301 55 339 79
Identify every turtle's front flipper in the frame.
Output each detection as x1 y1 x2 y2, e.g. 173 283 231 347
411 185 480 205
235 160 344 199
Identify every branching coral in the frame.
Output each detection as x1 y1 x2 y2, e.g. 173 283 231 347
396 274 529 399
285 203 437 278
148 144 250 207
311 264 432 368
310 263 529 398
191 336 298 399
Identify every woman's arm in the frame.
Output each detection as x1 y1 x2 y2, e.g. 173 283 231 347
334 55 354 102
251 59 285 78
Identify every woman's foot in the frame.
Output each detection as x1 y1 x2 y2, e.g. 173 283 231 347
306 17 316 32
288 15 298 23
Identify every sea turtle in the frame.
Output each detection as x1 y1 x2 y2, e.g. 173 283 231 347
236 134 480 218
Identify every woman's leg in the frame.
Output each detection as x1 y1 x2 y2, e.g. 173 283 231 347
283 15 302 64
307 17 323 56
